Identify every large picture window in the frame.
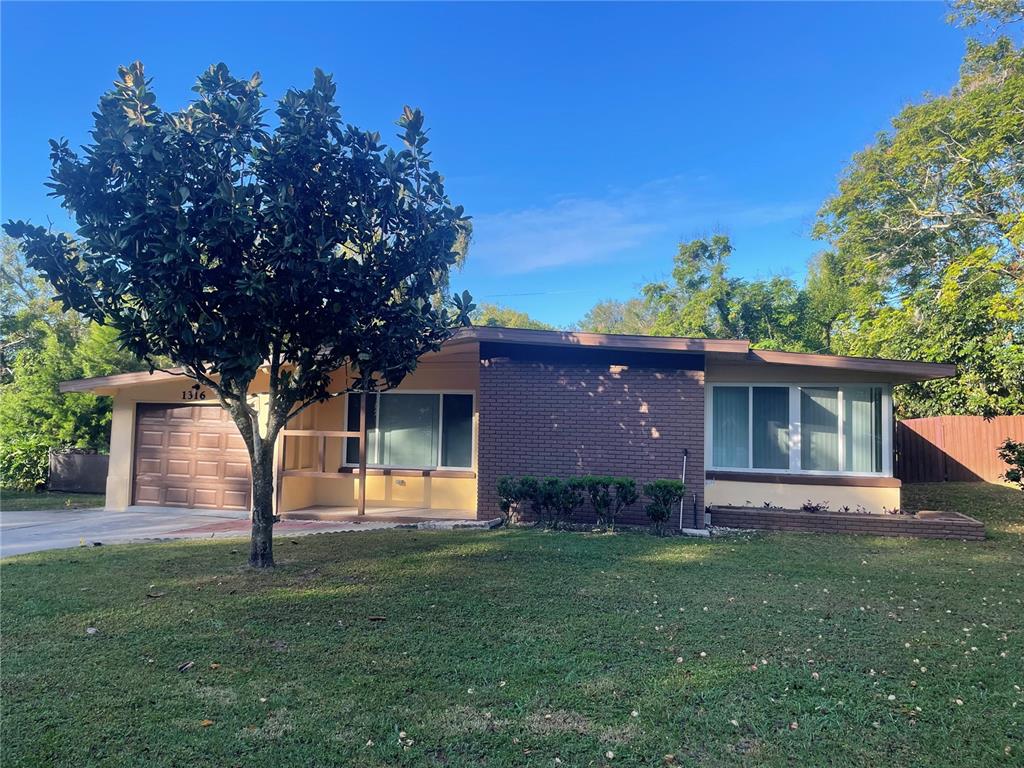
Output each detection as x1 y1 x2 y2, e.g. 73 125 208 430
344 392 474 470
712 386 791 470
709 384 887 475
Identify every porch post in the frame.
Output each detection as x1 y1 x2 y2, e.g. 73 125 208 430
358 390 367 516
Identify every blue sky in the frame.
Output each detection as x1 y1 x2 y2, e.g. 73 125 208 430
1 2 972 327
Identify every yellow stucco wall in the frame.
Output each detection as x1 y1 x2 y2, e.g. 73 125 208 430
705 479 901 514
278 345 480 512
100 345 480 514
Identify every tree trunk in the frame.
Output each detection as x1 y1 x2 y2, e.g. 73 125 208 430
249 447 276 568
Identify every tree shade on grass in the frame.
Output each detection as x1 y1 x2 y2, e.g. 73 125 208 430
2 483 1021 767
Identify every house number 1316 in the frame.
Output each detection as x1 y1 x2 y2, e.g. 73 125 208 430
182 389 207 401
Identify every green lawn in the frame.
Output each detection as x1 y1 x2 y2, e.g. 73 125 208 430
1 489 106 512
2 483 1021 767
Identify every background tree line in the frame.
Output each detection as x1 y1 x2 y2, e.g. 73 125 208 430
479 1 1024 419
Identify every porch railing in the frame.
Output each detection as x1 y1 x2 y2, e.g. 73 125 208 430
274 393 370 515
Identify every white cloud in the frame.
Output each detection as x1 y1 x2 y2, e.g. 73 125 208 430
469 177 813 275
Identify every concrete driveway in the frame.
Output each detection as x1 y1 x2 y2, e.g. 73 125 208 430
0 507 401 558
0 505 489 561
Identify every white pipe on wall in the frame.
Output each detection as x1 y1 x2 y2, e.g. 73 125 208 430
679 448 688 530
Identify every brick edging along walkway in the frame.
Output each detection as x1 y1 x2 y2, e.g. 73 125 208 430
710 506 985 540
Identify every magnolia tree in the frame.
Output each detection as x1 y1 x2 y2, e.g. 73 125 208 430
5 63 473 568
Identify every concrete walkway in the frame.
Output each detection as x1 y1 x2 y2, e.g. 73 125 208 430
0 507 415 558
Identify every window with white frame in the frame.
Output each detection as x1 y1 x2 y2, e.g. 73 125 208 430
344 392 474 470
709 384 887 475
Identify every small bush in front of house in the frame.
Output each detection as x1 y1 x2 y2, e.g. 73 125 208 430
643 479 685 536
496 476 523 525
495 475 640 530
579 476 612 528
998 438 1024 489
801 500 831 513
516 476 545 525
609 477 638 531
504 476 562 527
540 477 562 527
553 478 585 528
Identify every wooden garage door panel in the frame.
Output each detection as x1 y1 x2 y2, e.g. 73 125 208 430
168 431 194 448
165 486 190 505
192 488 220 508
223 489 249 508
166 459 192 477
138 430 167 447
195 460 220 478
224 461 249 479
195 433 220 450
133 404 251 510
136 457 162 475
134 484 163 505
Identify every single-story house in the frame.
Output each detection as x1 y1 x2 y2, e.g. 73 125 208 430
60 326 955 528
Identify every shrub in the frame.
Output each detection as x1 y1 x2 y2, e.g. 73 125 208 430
539 477 566 528
517 476 544 524
609 477 638 531
579 475 612 528
552 477 585 528
495 475 639 530
998 438 1024 489
496 476 523 525
643 479 685 536
801 500 831 513
0 437 49 491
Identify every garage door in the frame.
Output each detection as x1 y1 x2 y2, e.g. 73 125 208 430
133 404 252 510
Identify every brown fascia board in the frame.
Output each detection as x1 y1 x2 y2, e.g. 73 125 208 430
746 349 956 381
60 331 953 393
447 325 750 354
59 368 184 393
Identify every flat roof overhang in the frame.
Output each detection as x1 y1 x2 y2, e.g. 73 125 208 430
59 368 183 395
58 326 956 394
446 325 750 354
707 348 956 384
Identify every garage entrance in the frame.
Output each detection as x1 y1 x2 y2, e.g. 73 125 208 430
132 404 251 510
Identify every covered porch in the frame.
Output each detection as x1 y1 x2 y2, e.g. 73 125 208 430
273 342 481 519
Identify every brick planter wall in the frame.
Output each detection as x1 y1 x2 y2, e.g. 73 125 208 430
477 344 705 527
710 506 985 540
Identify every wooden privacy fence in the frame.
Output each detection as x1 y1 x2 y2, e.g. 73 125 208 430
895 415 1024 483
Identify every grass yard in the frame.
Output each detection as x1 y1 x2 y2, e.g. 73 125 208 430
1 489 106 512
2 483 1021 767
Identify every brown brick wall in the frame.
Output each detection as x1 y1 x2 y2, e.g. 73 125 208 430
710 507 985 540
476 345 706 527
